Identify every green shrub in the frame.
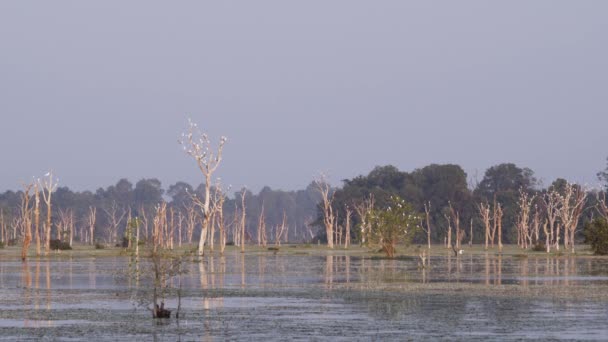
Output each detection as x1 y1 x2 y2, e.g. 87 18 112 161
95 243 106 249
585 218 608 255
50 239 72 250
0 241 4 249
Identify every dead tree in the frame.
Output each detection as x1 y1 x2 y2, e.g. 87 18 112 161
478 202 492 250
344 205 352 249
315 175 335 248
39 172 58 255
557 182 587 253
33 183 41 256
210 182 228 254
354 194 374 246
20 183 34 261
494 201 504 252
153 203 168 250
0 209 5 245
179 118 227 256
176 210 184 247
419 202 432 249
87 206 97 245
257 201 267 247
516 189 535 249
448 202 465 249
275 211 288 246
57 208 75 246
184 203 197 245
239 188 247 253
531 206 542 246
443 212 452 249
103 201 126 245
542 190 561 252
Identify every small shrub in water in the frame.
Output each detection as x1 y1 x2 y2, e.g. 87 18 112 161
0 241 4 249
95 243 106 249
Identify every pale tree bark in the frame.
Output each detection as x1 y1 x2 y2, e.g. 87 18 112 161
443 212 452 249
0 209 5 245
87 206 96 245
542 190 561 252
257 201 267 247
344 206 352 249
103 201 126 246
209 182 228 255
139 206 149 242
239 188 247 253
20 183 34 261
532 206 542 246
353 194 374 246
184 203 197 245
542 220 550 253
57 208 74 246
34 184 41 256
557 182 587 253
315 175 335 248
448 202 464 250
153 203 168 251
176 210 184 247
179 118 227 257
275 211 287 247
39 172 58 255
169 207 175 250
516 189 536 249
478 202 492 250
494 202 504 252
421 202 431 249
232 205 240 246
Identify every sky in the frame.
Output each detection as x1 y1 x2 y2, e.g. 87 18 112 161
1 1 607 193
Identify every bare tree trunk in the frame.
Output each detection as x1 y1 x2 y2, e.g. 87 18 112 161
240 189 247 253
479 202 492 250
103 202 126 246
275 211 287 247
34 184 41 256
87 207 96 245
354 195 374 247
179 119 227 257
495 204 504 252
344 206 352 249
423 202 431 249
315 175 335 249
0 209 5 245
258 202 266 247
40 172 58 255
557 183 587 253
20 183 34 261
444 212 452 249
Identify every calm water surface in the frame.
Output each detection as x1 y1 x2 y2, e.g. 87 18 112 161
1 252 607 341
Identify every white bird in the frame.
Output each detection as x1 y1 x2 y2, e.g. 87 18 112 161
44 172 50 176
459 249 464 255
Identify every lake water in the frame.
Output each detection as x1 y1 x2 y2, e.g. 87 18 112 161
1 250 608 341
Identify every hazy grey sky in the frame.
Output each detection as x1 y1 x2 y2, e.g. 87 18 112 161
1 1 606 192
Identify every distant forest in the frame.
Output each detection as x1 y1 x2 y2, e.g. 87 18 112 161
1 160 607 247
